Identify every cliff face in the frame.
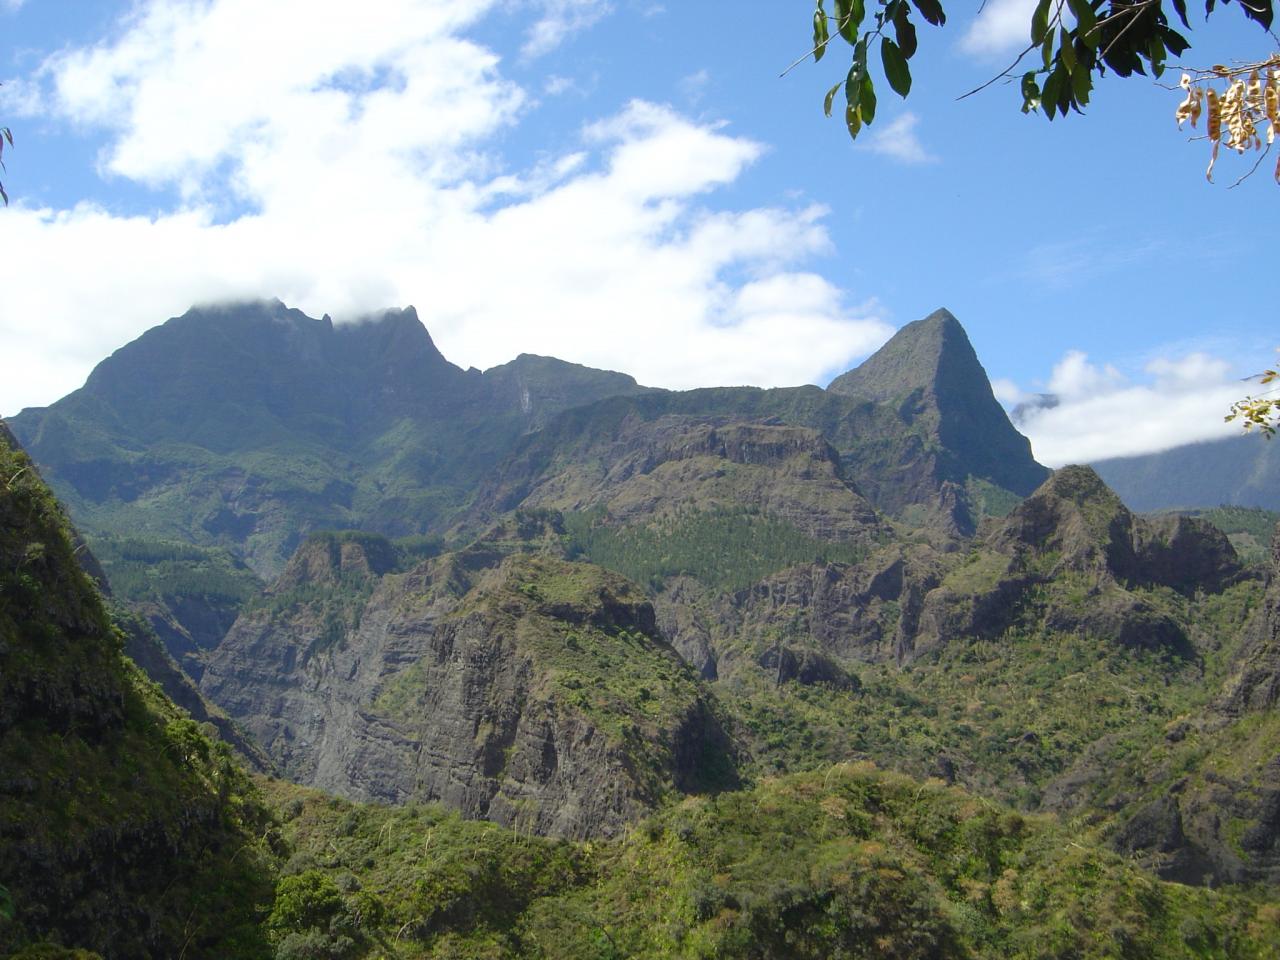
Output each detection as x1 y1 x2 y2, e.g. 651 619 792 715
202 539 737 839
506 416 883 543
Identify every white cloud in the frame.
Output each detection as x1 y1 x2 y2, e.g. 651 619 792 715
991 377 1029 406
544 74 576 95
959 0 1041 58
1011 350 1246 466
0 0 891 415
522 0 611 58
1046 349 1124 398
2 0 26 12
678 68 710 105
862 112 937 165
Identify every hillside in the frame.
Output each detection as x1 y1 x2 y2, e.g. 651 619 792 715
1093 433 1280 512
0 425 276 958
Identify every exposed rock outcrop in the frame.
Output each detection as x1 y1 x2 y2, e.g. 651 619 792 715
203 542 738 839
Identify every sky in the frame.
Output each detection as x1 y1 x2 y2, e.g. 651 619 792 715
0 0 1275 466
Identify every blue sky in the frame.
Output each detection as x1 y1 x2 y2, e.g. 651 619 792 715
1 0 1275 464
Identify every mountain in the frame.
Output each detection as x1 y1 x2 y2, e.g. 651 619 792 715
827 307 1048 508
8 364 1280 956
9 302 1047 585
200 528 738 838
7 299 649 576
1093 433 1280 512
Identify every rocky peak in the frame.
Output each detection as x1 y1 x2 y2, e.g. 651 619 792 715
827 308 975 406
270 531 399 592
992 465 1241 594
991 465 1135 571
827 308 1049 500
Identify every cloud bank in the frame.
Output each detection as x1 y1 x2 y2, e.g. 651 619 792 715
1010 350 1248 466
0 0 892 415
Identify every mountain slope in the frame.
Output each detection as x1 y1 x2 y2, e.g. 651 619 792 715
0 424 275 958
201 531 738 838
829 307 1047 503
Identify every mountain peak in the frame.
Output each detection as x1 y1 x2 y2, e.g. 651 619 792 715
826 307 975 403
827 308 1048 499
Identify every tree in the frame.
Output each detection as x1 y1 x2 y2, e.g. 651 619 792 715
1227 366 1280 436
806 0 1276 161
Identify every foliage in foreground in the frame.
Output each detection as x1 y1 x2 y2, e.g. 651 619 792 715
0 435 276 959
259 763 1280 960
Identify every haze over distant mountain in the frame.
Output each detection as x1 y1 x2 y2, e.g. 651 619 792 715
8 300 1048 575
1092 433 1280 512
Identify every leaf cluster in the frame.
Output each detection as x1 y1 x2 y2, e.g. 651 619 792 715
808 0 1276 139
812 0 944 138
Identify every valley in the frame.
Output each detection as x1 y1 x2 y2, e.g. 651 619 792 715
3 303 1280 958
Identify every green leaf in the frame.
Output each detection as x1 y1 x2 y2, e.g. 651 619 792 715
860 71 878 125
1066 0 1097 43
1020 71 1041 113
845 62 863 113
845 102 863 139
1057 28 1074 74
909 0 946 27
1070 59 1092 106
1031 0 1052 45
1042 68 1063 119
892 4 918 58
834 0 863 42
1041 32 1054 71
880 37 912 97
813 8 830 62
824 81 842 117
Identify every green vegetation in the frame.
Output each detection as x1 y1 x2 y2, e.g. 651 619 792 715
1179 506 1280 566
89 534 262 606
243 529 443 654
258 764 1280 959
0 436 276 959
721 579 1260 807
564 507 868 593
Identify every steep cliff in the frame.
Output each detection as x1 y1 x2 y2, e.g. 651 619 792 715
202 535 737 839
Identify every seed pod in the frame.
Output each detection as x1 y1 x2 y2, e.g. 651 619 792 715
1206 87 1221 143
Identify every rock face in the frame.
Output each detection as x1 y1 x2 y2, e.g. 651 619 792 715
902 465 1244 659
202 539 737 839
1223 526 1280 715
502 416 883 543
828 308 1050 526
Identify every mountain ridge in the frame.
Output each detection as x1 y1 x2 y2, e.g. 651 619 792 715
8 301 1049 575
